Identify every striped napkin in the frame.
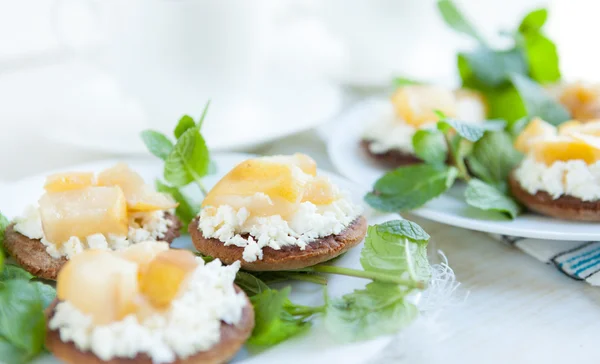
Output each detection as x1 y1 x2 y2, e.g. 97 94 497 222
493 234 600 286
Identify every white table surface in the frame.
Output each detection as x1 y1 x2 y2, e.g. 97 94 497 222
2 82 599 364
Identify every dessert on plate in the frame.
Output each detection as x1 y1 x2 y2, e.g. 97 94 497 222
510 118 600 221
361 85 487 167
46 242 254 364
189 154 367 271
4 163 182 279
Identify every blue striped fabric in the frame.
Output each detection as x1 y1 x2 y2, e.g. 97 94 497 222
494 235 600 285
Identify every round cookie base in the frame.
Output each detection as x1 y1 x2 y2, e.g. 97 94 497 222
509 172 600 221
360 140 422 168
3 213 183 280
45 285 254 364
189 215 368 271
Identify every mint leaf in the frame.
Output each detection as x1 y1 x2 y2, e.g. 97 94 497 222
521 33 560 84
437 118 485 142
393 77 423 87
510 73 570 125
248 287 311 346
164 127 210 187
197 101 211 130
467 131 523 188
235 271 271 297
465 179 521 219
155 180 199 232
140 130 174 161
1 265 33 281
459 47 528 89
518 8 548 33
31 281 56 309
173 115 195 139
437 0 485 44
325 282 418 342
0 212 9 251
0 337 29 364
412 129 447 164
485 86 527 123
362 224 430 281
0 280 47 360
374 220 430 242
365 164 458 212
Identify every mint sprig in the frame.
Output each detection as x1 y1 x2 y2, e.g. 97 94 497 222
141 101 212 229
367 114 523 219
245 219 430 345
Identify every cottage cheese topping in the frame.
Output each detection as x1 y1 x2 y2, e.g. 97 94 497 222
199 192 362 262
49 259 246 364
362 103 421 154
514 156 600 201
13 207 173 259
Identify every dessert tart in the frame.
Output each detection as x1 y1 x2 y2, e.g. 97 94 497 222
510 118 600 221
189 154 367 271
361 85 487 167
46 242 254 364
4 163 182 279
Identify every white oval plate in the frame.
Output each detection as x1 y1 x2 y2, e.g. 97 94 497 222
1 152 429 364
327 98 600 241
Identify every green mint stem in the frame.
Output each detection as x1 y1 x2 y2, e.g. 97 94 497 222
287 305 326 316
283 273 328 285
194 179 208 196
295 266 425 289
444 133 470 181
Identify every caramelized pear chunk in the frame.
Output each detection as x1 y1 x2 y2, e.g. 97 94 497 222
57 250 139 325
39 186 128 244
139 250 198 308
532 136 600 165
97 163 177 212
514 117 557 153
44 172 95 193
391 85 457 127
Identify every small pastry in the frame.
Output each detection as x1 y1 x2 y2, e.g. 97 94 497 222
5 163 182 279
510 118 600 221
46 242 254 364
189 154 367 271
361 85 487 167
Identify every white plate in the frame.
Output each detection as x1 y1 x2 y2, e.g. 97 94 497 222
15 64 342 154
1 152 430 364
327 98 600 241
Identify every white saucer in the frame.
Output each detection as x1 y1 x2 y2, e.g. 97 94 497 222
39 67 342 154
327 98 600 241
2 152 440 364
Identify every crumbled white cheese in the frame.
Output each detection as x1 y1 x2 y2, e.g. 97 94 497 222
13 208 174 260
199 192 362 262
49 259 246 364
362 103 420 154
514 156 600 201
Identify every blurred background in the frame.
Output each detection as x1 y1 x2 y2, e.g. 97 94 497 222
0 0 597 180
